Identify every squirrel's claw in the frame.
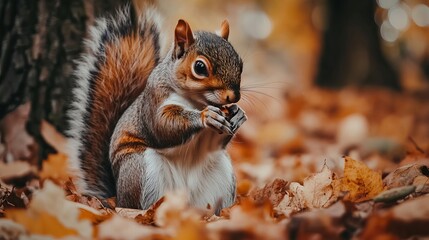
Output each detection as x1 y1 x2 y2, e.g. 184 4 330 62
228 105 247 133
202 106 233 135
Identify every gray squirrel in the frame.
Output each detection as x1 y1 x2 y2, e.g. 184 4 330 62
66 3 246 214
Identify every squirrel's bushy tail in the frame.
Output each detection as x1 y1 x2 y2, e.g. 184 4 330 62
67 4 161 197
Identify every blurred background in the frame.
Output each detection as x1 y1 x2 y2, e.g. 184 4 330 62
1 0 429 180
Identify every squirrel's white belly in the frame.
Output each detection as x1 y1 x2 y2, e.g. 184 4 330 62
141 131 235 210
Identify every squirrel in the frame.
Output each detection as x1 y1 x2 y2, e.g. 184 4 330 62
66 3 246 214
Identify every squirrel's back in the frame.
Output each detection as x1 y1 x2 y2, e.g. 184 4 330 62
67 5 162 197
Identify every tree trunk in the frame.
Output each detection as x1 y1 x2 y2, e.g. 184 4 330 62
0 0 127 162
315 0 401 90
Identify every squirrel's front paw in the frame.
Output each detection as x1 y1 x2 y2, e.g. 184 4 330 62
225 104 247 133
201 106 233 135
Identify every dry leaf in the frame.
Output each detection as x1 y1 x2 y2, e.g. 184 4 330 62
97 215 164 240
207 199 286 240
413 175 429 194
361 195 429 239
6 208 79 237
116 207 148 219
286 201 346 240
75 201 111 224
175 218 206 240
5 180 92 238
250 178 288 206
0 219 27 239
0 102 35 162
289 164 340 209
341 156 383 202
383 164 429 189
373 185 416 203
40 120 68 154
39 153 70 183
237 179 253 196
0 161 37 186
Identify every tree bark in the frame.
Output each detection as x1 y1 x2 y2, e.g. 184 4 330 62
0 0 128 161
315 0 401 90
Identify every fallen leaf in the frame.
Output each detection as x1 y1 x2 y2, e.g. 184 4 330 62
0 187 26 209
383 164 429 189
0 161 37 186
39 153 70 183
237 179 253 196
0 219 27 239
341 156 383 202
250 178 288 206
361 195 429 239
116 207 148 219
76 201 111 224
207 199 286 240
97 215 164 240
175 218 206 240
373 185 416 203
5 180 92 238
286 201 346 240
0 102 36 162
6 208 78 237
134 196 164 225
40 120 68 154
413 175 429 194
289 164 340 209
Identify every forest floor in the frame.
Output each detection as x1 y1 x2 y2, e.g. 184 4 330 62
1 87 429 239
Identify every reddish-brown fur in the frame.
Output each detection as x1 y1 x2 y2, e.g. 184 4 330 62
82 35 157 189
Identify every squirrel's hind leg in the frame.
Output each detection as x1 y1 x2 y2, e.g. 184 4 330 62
113 152 147 209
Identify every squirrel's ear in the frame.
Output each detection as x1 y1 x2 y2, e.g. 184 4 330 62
174 19 195 59
219 20 229 41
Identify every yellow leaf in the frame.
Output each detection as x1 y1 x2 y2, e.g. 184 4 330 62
40 153 70 182
341 156 383 202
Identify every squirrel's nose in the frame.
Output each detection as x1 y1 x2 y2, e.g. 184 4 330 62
225 90 240 103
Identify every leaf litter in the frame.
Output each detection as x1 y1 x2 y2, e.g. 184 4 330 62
1 88 429 239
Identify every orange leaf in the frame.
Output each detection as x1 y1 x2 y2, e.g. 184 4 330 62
40 153 70 183
341 156 383 202
5 209 78 237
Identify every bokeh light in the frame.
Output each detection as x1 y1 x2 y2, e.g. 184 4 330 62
411 4 429 27
380 20 400 42
388 5 409 31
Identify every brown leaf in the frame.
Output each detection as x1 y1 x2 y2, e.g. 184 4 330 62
286 201 346 240
0 161 37 186
40 120 68 154
0 219 27 239
413 175 429 194
97 215 164 239
250 178 288 206
341 156 384 202
383 164 429 189
5 180 92 238
134 196 164 225
0 187 26 209
289 164 340 209
361 195 429 239
0 103 36 162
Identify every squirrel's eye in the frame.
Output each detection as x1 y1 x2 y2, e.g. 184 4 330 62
192 59 209 79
